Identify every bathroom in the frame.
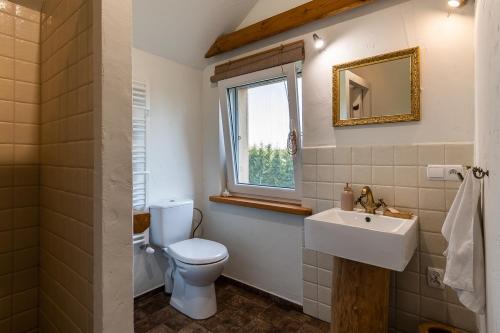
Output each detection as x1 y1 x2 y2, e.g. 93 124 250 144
0 0 499 332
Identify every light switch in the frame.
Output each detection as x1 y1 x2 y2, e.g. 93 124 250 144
427 165 445 179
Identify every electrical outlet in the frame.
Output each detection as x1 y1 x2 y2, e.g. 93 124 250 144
427 267 445 289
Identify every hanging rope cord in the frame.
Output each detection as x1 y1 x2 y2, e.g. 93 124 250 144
281 58 298 157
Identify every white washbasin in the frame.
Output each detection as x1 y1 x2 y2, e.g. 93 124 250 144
305 208 418 271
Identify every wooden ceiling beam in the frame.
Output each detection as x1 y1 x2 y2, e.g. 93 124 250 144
205 0 373 58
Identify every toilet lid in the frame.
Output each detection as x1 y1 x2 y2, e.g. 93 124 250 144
167 238 228 265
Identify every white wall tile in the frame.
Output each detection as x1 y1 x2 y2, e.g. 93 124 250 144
317 199 334 212
372 145 394 165
317 268 332 288
316 147 333 165
372 166 394 186
302 148 317 164
333 147 351 165
352 146 371 165
317 252 334 271
352 165 371 185
333 165 351 183
317 183 333 200
395 166 418 187
318 285 331 305
317 165 333 182
394 187 418 208
318 303 331 323
302 165 317 181
303 281 318 300
419 188 446 211
303 264 318 283
418 144 444 165
395 145 418 166
302 182 316 198
303 248 317 266
303 298 318 317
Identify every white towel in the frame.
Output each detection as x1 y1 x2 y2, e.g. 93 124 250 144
441 169 485 314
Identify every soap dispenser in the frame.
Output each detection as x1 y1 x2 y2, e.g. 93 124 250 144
341 183 354 211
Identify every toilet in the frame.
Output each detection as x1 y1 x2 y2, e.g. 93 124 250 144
149 199 228 319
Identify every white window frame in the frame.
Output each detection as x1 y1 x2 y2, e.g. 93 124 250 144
218 63 302 201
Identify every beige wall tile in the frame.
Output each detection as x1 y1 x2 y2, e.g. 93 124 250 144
302 148 316 164
13 247 37 271
395 166 418 187
15 5 40 23
317 182 333 200
12 288 37 314
0 144 13 165
0 34 14 58
303 281 318 301
316 165 333 182
302 165 316 182
11 307 37 332
0 78 14 100
14 103 39 124
420 296 447 323
418 210 446 233
0 252 12 275
420 232 447 255
14 144 38 164
394 186 418 208
333 147 351 165
0 187 13 210
333 165 351 183
447 304 477 332
317 199 333 212
14 207 38 229
0 230 13 253
397 270 420 293
0 56 13 79
15 60 39 83
372 166 394 186
352 165 371 184
302 182 316 199
14 40 39 64
0 12 14 36
13 267 37 292
418 166 445 189
0 1 15 15
352 146 371 165
0 100 13 122
0 209 13 231
13 227 38 249
0 166 12 187
14 123 38 144
316 147 333 165
397 290 419 315
14 81 39 103
0 122 13 143
419 188 446 211
371 185 395 206
445 143 474 165
395 145 418 166
0 274 12 298
372 145 394 166
303 264 317 283
418 144 444 165
318 285 331 306
14 18 39 43
0 295 12 320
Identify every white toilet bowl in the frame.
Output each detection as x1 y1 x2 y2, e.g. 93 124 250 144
163 238 228 319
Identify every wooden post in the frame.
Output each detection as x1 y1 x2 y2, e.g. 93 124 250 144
331 257 390 333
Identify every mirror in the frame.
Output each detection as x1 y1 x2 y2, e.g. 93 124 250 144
333 47 420 127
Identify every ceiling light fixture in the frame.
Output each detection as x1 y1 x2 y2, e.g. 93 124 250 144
313 33 325 49
448 0 465 8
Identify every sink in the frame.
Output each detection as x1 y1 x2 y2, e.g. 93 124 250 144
305 208 418 271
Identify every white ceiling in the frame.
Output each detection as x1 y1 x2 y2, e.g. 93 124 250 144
133 0 258 69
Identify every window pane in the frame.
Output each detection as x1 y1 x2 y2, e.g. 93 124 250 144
230 77 295 189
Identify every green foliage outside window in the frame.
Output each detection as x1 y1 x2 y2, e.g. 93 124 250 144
248 144 294 188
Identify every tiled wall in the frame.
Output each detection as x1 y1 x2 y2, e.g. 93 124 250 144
39 0 94 332
0 1 41 332
301 143 478 333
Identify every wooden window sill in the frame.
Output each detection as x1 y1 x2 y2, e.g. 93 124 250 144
209 195 312 216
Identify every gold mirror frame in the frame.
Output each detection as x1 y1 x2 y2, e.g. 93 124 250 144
332 47 420 127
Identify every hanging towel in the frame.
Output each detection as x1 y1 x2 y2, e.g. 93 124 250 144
442 169 485 314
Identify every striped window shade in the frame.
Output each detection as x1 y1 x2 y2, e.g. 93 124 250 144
132 81 149 210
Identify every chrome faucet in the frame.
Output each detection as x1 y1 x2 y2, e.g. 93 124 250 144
355 186 385 214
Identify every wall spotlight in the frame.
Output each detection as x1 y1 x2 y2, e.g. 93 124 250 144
448 0 466 8
313 33 325 49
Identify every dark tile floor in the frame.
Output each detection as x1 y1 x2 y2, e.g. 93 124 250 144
134 278 330 333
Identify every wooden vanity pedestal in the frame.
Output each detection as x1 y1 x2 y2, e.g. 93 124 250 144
331 257 390 333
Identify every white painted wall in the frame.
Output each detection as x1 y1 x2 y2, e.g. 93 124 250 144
132 48 204 296
202 0 475 304
475 1 500 332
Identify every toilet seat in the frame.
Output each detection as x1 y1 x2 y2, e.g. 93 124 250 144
167 238 228 265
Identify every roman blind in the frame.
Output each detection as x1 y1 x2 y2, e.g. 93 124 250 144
210 40 305 83
132 81 149 210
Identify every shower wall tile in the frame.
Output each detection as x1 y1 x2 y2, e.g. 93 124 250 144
39 0 94 331
0 1 41 332
301 143 476 332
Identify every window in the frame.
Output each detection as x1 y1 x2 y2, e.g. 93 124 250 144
219 63 302 200
132 81 149 210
